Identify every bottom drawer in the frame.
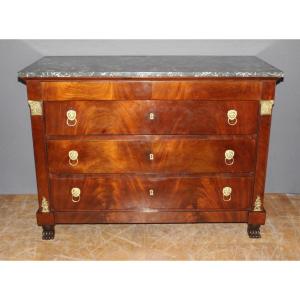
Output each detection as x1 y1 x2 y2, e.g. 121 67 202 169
50 175 253 211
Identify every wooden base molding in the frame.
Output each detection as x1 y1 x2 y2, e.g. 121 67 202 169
53 210 249 224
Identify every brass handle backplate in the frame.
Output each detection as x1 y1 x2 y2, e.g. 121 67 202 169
66 109 77 127
227 109 237 126
71 187 81 202
225 149 235 165
222 187 232 201
69 150 79 166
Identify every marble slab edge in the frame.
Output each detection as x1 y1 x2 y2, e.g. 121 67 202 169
18 71 284 78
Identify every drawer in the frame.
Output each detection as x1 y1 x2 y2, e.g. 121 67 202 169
44 100 259 135
41 80 263 100
47 136 256 174
50 175 253 211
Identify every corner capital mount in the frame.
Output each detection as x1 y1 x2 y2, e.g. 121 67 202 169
28 100 43 116
260 100 274 115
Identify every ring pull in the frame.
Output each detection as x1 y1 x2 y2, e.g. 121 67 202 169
149 153 154 161
71 187 81 203
149 189 154 196
222 187 232 201
66 109 77 127
225 149 235 166
227 109 237 126
68 150 79 166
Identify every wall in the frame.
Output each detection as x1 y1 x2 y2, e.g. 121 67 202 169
0 40 299 194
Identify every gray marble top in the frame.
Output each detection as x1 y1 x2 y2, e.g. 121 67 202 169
18 56 284 78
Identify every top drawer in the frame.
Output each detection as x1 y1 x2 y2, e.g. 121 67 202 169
40 80 263 101
44 100 259 135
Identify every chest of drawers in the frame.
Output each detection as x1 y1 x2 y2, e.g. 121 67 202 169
18 56 283 240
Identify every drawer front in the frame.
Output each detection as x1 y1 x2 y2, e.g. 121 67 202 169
47 136 256 174
50 175 253 211
45 100 258 135
41 80 263 101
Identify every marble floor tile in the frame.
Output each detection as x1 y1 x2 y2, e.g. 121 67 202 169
0 194 299 260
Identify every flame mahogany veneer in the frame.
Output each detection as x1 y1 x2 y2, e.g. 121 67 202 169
21 77 281 239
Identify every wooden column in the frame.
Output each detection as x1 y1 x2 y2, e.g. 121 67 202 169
248 80 277 237
26 80 55 232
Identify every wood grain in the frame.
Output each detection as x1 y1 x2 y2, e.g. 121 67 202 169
45 100 259 135
41 79 263 101
47 136 257 174
151 80 263 100
26 80 42 100
250 80 276 220
28 100 55 226
19 75 281 238
43 81 151 100
50 174 253 211
54 210 249 223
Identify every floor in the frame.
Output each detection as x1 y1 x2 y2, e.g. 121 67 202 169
0 194 300 260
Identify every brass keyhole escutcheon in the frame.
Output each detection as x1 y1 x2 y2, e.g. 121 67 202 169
149 112 155 120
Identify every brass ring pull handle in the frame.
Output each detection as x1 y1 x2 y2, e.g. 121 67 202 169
66 109 77 127
227 109 237 126
71 187 81 203
68 150 79 166
149 153 154 161
225 149 235 165
222 187 232 201
149 189 154 196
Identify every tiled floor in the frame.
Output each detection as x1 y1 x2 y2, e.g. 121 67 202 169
0 194 300 260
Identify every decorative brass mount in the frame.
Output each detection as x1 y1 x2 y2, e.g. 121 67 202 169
224 149 235 165
71 187 81 202
253 196 263 211
28 100 43 116
227 109 237 125
260 100 274 115
41 197 50 213
66 109 77 126
222 186 232 201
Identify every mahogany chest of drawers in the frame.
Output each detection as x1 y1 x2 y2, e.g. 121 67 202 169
18 56 284 240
